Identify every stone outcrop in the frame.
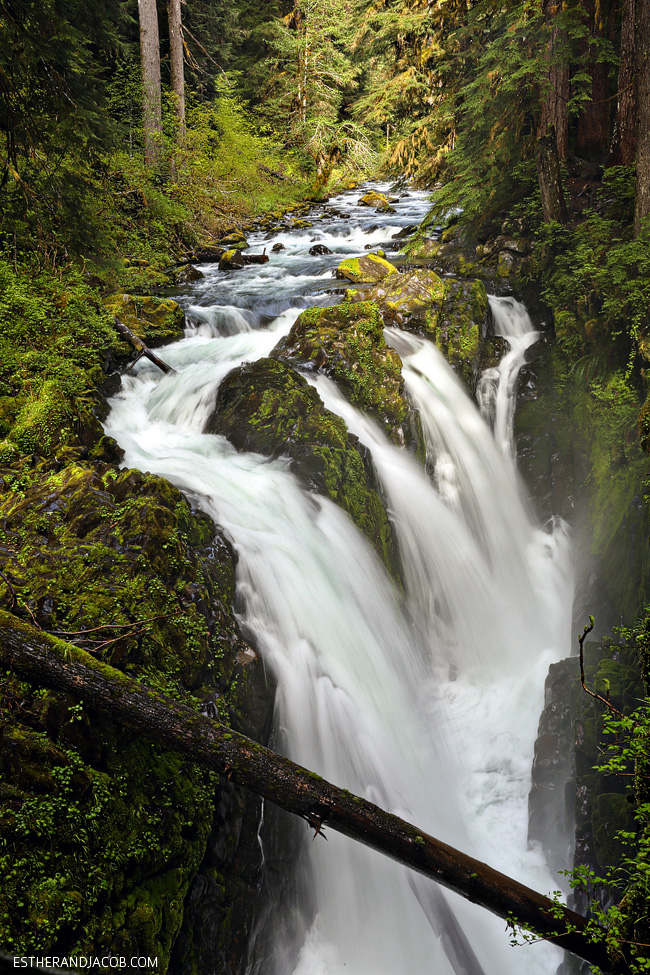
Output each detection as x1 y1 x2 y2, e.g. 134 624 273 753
205 356 401 579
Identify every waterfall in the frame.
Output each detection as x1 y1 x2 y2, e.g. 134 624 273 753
105 188 574 975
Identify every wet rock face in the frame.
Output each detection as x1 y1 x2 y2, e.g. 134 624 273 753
206 356 401 579
530 641 644 919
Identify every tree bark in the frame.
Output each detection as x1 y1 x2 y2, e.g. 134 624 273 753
635 0 650 234
611 0 636 165
536 131 569 223
138 0 163 168
540 0 569 161
0 610 626 974
167 0 185 140
575 0 614 160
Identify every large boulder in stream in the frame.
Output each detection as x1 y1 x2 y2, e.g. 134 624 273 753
273 300 422 451
345 269 489 390
335 252 397 283
206 357 400 577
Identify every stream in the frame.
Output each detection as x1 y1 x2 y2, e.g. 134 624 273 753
105 185 574 975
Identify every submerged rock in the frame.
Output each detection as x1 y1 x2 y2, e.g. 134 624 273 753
335 253 397 283
103 293 186 347
206 357 400 577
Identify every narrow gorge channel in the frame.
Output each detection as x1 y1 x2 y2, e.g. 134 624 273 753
105 186 575 975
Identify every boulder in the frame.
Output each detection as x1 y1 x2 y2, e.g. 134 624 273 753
206 357 400 576
348 268 446 328
174 264 205 285
273 301 421 453
219 249 246 271
310 243 332 256
358 190 390 209
335 253 397 284
103 293 186 347
272 242 285 252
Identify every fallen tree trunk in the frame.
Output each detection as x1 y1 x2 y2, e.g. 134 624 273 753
0 610 624 974
111 315 176 375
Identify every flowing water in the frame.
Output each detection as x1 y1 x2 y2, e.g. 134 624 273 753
105 185 574 975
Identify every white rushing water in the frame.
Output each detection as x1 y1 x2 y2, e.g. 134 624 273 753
104 186 574 975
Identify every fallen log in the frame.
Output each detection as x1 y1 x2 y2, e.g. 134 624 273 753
111 315 177 375
0 610 625 974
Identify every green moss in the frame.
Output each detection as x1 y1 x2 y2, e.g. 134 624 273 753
208 357 401 578
335 254 397 284
0 455 243 965
103 293 185 349
274 301 414 447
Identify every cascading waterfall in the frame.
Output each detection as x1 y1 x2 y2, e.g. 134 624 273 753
104 186 574 975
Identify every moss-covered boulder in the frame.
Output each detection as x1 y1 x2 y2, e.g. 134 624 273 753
273 301 419 450
219 249 245 271
335 253 397 284
0 456 258 969
206 357 399 576
103 293 186 348
217 232 249 250
347 269 446 328
173 264 205 285
358 190 390 210
424 279 488 388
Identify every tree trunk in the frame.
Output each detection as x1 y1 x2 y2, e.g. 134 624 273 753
540 0 569 161
611 0 636 165
575 0 614 160
536 131 569 223
167 0 185 140
0 610 625 974
635 0 650 234
138 0 163 167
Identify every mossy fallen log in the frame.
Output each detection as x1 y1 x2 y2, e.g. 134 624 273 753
0 610 625 974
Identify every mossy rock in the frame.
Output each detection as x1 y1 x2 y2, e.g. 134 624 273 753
206 357 400 577
217 232 249 250
639 394 650 454
103 293 185 349
273 301 419 450
173 264 205 285
358 191 390 209
348 269 446 330
0 455 250 967
408 239 442 260
219 249 245 271
427 279 488 389
335 253 397 284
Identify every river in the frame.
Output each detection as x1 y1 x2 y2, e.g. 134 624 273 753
105 184 574 975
